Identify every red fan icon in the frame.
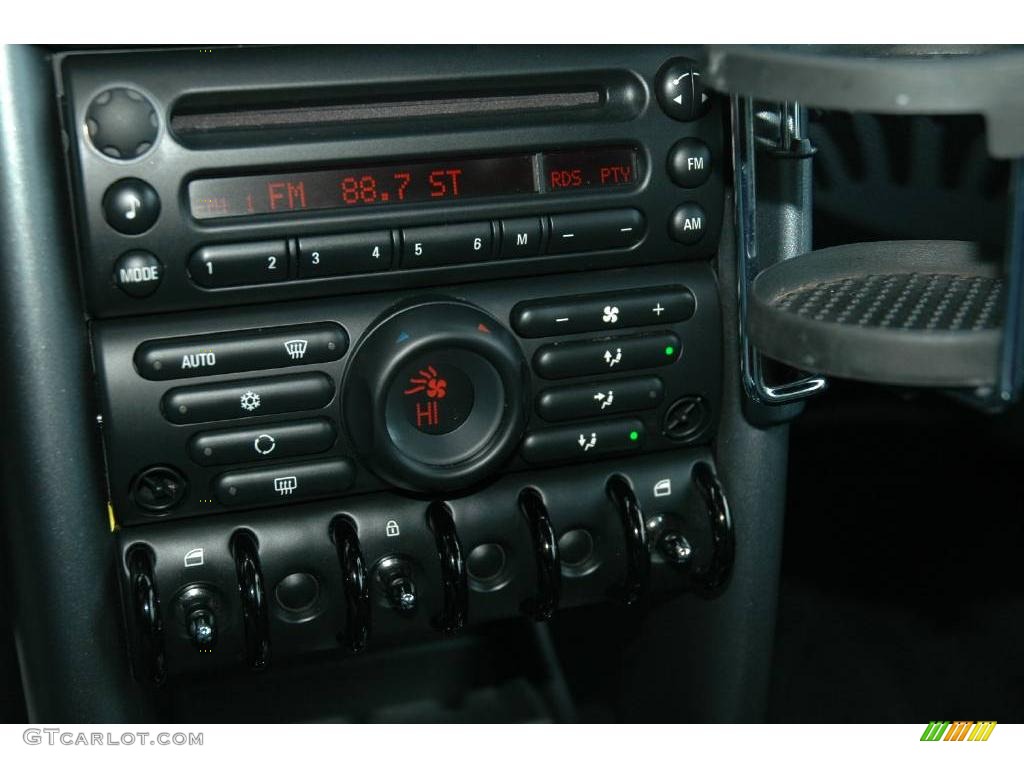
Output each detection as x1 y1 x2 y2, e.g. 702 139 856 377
404 366 447 399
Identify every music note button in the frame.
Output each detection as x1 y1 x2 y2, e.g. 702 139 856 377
103 178 160 235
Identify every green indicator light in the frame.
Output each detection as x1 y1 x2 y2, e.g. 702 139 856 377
629 430 639 441
664 345 675 356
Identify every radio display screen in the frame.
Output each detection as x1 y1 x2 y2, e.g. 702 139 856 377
188 147 637 220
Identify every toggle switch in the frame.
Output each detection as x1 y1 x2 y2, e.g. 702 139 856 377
374 556 418 614
175 584 221 653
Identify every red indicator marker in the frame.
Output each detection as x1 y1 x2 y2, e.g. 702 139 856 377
477 323 491 333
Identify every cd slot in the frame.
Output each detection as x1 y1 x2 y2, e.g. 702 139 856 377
170 72 643 148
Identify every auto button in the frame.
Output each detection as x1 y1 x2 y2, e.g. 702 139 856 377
135 322 347 381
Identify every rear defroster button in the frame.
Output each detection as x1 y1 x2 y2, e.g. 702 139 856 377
214 458 355 507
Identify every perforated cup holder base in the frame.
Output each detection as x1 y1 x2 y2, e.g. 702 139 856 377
750 240 1005 387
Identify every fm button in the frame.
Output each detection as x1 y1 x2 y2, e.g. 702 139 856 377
114 250 163 297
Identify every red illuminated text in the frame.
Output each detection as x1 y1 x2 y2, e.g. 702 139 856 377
428 169 463 198
267 181 307 211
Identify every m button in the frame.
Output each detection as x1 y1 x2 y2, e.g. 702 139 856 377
500 217 542 258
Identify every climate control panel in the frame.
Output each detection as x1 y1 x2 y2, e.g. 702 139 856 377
93 263 721 526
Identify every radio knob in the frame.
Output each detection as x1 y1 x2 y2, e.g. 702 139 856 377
342 300 529 492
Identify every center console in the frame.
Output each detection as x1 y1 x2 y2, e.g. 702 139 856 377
62 45 730 683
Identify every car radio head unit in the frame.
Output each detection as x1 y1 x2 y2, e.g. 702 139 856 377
61 46 724 319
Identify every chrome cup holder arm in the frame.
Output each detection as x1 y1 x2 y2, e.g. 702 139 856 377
994 159 1024 405
731 95 827 405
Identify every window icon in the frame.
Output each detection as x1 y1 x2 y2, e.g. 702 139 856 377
284 339 309 360
273 476 298 495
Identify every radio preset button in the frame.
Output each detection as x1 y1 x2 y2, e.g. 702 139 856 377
189 418 337 466
521 418 646 464
162 373 336 425
214 458 355 507
401 222 494 268
103 178 160 235
546 209 645 255
536 376 665 422
511 286 695 338
298 231 393 278
533 332 681 380
189 241 290 288
135 322 347 381
500 217 543 258
113 250 163 298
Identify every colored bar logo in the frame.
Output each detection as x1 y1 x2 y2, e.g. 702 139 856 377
920 721 997 741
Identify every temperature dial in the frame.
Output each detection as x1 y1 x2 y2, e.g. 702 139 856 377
343 300 529 492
